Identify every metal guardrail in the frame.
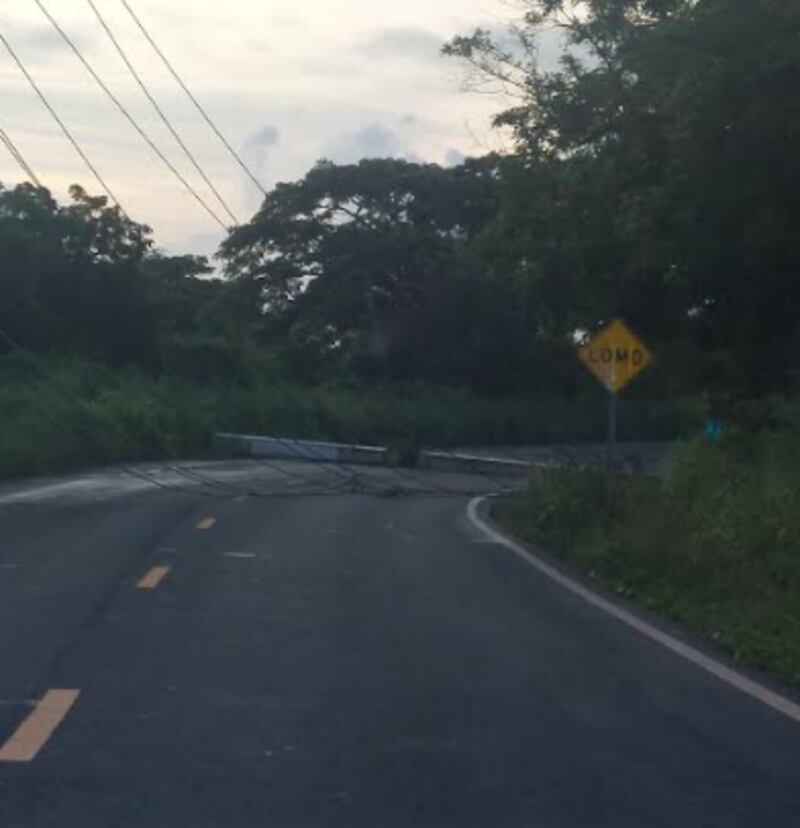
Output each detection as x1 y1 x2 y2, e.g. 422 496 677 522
215 433 663 478
215 433 388 466
215 434 539 477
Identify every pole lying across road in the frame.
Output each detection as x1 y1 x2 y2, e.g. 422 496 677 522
1 458 799 827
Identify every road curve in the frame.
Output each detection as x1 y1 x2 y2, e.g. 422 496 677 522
0 461 799 827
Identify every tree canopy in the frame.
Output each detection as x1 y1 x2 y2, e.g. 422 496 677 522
445 0 800 397
3 0 798 405
0 182 232 373
219 156 561 390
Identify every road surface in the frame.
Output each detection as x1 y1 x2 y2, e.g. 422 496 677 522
1 459 799 827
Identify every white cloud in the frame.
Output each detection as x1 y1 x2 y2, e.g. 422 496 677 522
247 125 280 149
4 23 97 65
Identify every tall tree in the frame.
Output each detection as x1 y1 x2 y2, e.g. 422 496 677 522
446 0 800 397
0 182 215 369
220 157 541 389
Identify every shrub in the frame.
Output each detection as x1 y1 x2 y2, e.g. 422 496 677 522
498 431 800 687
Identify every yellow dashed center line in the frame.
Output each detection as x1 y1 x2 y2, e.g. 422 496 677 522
196 517 216 530
0 689 80 763
137 566 170 590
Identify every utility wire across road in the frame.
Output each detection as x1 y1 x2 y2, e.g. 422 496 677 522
0 324 352 500
0 324 496 501
1 471 799 826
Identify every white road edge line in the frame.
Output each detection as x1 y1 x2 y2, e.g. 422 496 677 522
466 496 800 725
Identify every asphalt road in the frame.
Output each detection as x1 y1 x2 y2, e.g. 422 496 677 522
1 459 799 827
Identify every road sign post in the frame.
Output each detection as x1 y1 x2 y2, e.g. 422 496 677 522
607 390 618 468
577 320 653 469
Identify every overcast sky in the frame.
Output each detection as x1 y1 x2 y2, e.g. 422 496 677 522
0 0 519 257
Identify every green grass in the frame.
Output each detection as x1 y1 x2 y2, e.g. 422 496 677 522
496 431 800 688
0 354 701 480
0 357 217 478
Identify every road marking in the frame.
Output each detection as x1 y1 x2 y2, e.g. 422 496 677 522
222 552 256 559
196 517 216 530
466 497 800 725
137 566 170 590
0 689 80 762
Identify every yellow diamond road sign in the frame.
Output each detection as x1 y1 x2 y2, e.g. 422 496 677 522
578 320 653 394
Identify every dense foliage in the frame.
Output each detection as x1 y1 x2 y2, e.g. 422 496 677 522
2 0 797 476
0 355 698 479
0 181 248 374
444 0 800 400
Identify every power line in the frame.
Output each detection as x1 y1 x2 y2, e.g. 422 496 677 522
0 30 123 208
0 124 42 187
119 0 268 197
0 324 220 499
0 128 37 185
0 322 351 499
0 312 470 499
0 312 497 499
33 0 230 231
84 0 239 226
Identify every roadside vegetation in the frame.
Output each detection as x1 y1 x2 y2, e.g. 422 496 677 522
4 3 798 482
498 413 800 688
1 0 798 688
2 0 800 689
0 354 698 479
